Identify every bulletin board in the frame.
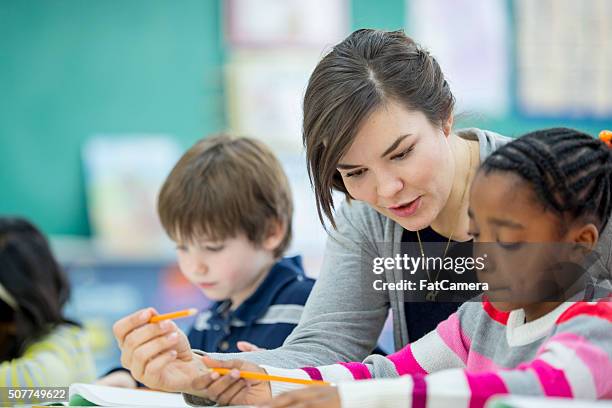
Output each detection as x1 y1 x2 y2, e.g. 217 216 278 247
401 0 611 137
514 0 612 120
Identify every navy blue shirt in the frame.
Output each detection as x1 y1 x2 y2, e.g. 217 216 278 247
187 255 314 352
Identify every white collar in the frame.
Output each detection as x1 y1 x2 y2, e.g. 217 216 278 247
506 302 574 347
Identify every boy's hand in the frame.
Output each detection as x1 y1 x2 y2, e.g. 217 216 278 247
262 386 340 408
191 356 272 406
112 308 202 392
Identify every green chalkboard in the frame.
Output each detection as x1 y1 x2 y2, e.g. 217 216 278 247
0 0 225 236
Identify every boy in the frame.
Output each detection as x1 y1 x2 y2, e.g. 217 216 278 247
100 134 314 387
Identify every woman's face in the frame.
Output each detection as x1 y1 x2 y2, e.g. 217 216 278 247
336 102 454 231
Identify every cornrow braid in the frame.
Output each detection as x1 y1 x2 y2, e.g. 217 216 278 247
481 127 612 232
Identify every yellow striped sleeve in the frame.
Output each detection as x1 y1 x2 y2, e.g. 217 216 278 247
0 364 6 385
0 324 96 387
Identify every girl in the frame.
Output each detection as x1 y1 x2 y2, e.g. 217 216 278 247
0 217 96 386
191 128 612 407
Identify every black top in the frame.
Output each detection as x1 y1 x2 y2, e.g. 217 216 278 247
401 227 472 342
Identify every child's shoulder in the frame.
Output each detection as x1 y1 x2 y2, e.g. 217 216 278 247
550 299 612 353
20 323 96 384
274 276 314 305
268 255 315 305
25 323 89 354
556 297 612 327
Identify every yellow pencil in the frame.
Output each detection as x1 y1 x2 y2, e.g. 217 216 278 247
210 368 331 386
149 308 198 323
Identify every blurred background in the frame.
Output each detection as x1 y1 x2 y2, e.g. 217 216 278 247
1 0 610 375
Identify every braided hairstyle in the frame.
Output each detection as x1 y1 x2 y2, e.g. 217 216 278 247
481 127 612 233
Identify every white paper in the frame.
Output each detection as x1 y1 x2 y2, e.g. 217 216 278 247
69 383 188 407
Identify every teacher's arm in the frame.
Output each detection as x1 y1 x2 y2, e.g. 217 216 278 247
208 201 389 366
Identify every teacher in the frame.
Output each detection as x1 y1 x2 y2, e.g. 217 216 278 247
115 28 520 402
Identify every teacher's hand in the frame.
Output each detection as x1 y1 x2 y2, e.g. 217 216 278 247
192 356 272 406
112 308 205 393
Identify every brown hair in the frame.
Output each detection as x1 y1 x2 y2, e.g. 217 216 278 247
158 134 293 258
303 29 455 227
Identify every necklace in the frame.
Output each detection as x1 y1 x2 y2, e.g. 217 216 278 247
417 139 474 302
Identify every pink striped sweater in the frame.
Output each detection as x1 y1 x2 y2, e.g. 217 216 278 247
262 297 612 408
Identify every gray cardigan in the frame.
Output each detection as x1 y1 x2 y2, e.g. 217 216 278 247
186 128 612 405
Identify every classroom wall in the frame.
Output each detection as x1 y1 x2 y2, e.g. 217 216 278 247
352 0 405 30
0 0 225 236
1 0 609 238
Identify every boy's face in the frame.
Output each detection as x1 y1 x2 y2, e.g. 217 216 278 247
175 233 274 306
468 171 586 313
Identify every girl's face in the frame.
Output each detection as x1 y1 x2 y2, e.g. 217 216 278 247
336 102 454 231
468 170 593 315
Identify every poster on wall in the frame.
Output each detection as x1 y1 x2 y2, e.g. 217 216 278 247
515 0 612 118
226 0 348 48
407 0 510 116
225 51 320 153
82 135 180 259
